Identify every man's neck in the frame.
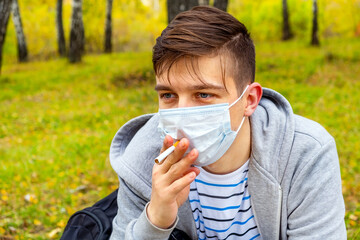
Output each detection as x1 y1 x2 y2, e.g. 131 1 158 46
203 118 251 175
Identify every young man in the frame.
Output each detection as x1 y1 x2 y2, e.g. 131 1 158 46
109 6 346 240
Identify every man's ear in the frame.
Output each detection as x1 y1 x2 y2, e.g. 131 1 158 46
244 82 262 117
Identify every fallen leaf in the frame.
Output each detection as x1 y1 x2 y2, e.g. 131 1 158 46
34 219 42 226
47 228 62 239
24 194 37 204
349 214 358 221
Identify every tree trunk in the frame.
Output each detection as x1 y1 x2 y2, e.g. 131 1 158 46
104 0 113 53
282 0 293 40
167 0 199 23
56 0 66 56
69 0 84 63
311 0 320 46
0 0 12 74
11 0 28 62
188 0 198 9
213 0 228 12
198 0 209 5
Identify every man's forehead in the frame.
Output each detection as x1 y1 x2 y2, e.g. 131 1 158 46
154 80 226 92
155 55 234 91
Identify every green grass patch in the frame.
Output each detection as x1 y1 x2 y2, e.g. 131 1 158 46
0 39 359 239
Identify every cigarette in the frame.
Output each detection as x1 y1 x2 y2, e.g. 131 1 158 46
155 140 180 164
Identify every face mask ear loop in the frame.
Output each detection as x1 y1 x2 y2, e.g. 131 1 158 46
235 116 246 134
228 85 250 109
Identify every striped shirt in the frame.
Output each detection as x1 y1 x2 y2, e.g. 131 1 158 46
189 160 260 240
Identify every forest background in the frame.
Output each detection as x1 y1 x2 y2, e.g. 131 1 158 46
1 0 360 239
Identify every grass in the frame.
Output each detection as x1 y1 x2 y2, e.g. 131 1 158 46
0 38 359 239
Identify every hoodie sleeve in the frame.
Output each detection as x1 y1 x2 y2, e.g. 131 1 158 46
286 137 346 240
110 178 177 240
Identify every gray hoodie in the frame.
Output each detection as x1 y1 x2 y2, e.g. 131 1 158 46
109 88 346 240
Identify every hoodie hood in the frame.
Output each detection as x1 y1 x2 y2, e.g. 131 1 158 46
110 113 161 200
250 88 295 184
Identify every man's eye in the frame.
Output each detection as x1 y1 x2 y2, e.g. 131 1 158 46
198 93 211 98
160 93 175 99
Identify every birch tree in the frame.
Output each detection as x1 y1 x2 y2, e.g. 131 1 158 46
11 0 28 62
282 0 293 40
104 0 113 53
0 0 12 73
311 0 320 46
69 0 84 63
56 0 66 56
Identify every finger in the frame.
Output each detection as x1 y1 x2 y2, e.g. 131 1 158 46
165 148 199 182
182 166 200 177
160 135 174 154
168 171 197 198
161 138 189 172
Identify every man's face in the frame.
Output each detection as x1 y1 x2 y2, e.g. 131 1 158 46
155 55 247 130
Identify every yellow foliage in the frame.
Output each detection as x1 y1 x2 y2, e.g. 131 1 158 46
66 206 75 215
14 175 21 182
24 193 38 204
34 219 42 226
56 219 66 228
3 0 359 62
4 0 167 62
1 194 9 202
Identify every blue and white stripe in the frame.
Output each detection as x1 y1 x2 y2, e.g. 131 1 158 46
189 161 261 240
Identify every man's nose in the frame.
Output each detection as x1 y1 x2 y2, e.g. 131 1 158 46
177 97 194 108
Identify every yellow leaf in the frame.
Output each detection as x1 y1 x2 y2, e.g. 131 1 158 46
49 215 57 222
0 227 5 234
24 193 37 204
66 206 74 215
47 180 55 188
57 219 66 228
349 214 358 221
47 228 62 239
34 219 42 226
14 175 21 182
1 194 8 201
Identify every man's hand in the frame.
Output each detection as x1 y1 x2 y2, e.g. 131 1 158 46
147 135 200 229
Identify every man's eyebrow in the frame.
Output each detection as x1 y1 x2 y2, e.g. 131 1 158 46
191 84 225 91
154 83 225 91
154 84 172 91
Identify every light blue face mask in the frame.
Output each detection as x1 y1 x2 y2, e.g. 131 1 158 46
158 85 249 166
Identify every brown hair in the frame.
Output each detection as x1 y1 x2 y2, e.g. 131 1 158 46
152 6 255 93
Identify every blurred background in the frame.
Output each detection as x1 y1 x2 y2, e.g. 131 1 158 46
0 0 359 239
